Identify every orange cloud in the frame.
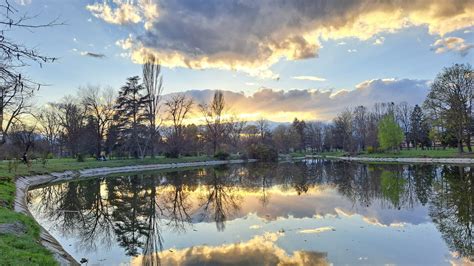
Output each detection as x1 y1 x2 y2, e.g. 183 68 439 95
131 232 329 265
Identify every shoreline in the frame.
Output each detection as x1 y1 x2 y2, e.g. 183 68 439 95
304 155 474 164
14 159 255 265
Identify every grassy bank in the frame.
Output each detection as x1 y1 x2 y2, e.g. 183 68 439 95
0 155 215 265
310 148 472 159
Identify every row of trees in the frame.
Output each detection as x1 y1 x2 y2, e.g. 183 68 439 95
0 64 472 160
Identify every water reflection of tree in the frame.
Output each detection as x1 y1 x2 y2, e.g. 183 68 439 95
198 166 242 231
108 176 149 256
140 175 164 266
35 178 114 251
30 162 473 262
160 171 193 232
429 166 473 260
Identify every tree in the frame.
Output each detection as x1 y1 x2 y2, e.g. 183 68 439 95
0 0 61 144
80 86 115 158
35 104 61 155
333 110 353 152
200 91 227 154
292 118 306 151
142 55 164 158
115 76 148 158
164 94 193 157
424 64 473 153
396 102 412 149
56 97 86 157
409 105 430 149
256 118 270 142
377 115 404 151
353 106 368 152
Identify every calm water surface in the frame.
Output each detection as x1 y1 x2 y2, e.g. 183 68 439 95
28 160 473 265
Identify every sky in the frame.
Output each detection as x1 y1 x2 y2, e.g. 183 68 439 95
10 0 474 121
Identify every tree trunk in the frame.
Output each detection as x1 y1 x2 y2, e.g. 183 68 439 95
465 132 472 152
458 139 464 153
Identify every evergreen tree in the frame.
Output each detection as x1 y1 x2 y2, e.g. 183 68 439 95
410 105 431 149
115 76 149 158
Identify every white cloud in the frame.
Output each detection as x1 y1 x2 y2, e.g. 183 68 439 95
373 37 385 45
15 0 31 5
347 49 358 53
86 0 158 25
431 36 473 56
292 76 326 82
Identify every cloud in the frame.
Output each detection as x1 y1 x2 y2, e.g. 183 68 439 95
79 51 106 58
298 227 334 234
86 0 158 26
373 37 385 45
131 232 329 266
88 0 474 78
431 37 474 56
293 76 326 82
15 0 31 5
347 49 358 53
164 78 430 121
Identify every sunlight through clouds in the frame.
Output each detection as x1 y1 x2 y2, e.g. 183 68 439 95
87 0 474 79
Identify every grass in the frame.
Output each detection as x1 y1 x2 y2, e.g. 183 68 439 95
0 209 58 265
359 148 472 158
0 155 222 265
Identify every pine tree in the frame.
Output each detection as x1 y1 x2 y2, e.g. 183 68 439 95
115 76 149 158
410 105 431 149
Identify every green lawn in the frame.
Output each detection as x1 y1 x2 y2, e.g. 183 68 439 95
0 155 219 265
310 148 471 159
359 148 472 158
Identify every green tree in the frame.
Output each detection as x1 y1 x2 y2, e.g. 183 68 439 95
114 76 148 158
409 105 430 149
378 115 404 151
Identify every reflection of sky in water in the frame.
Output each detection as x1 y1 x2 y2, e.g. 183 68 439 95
27 161 472 265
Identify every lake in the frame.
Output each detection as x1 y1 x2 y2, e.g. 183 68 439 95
27 160 473 265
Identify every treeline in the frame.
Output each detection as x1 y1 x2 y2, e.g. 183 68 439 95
0 63 472 161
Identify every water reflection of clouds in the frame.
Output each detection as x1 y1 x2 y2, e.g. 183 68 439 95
27 162 473 264
227 187 431 227
131 232 329 266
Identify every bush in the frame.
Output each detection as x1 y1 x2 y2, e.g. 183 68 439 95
164 150 180 158
76 153 86 162
367 146 376 154
246 144 278 162
214 151 230 160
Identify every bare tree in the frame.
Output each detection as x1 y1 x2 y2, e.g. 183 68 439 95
200 91 226 154
35 104 61 155
0 0 61 144
256 118 270 142
396 102 412 149
56 97 86 157
424 64 473 153
142 55 164 158
164 94 193 157
80 86 116 158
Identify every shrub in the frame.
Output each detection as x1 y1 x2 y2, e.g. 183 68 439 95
76 153 86 162
367 146 376 154
164 151 180 158
214 151 230 160
246 144 278 162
